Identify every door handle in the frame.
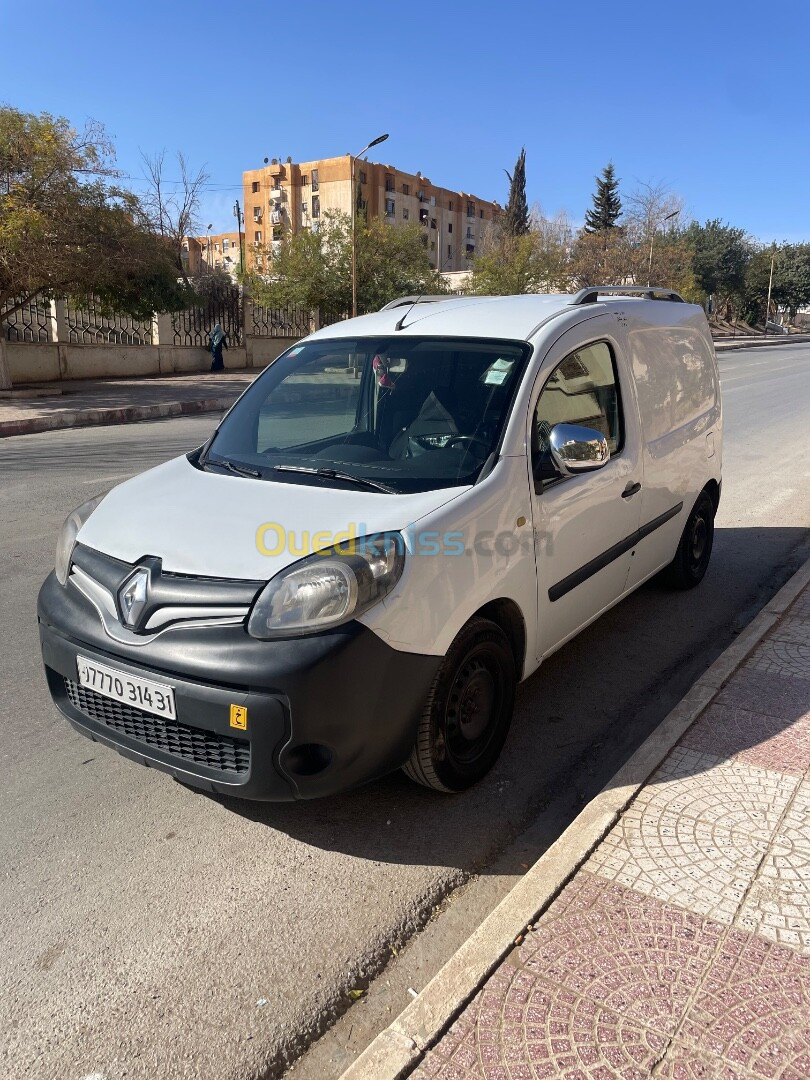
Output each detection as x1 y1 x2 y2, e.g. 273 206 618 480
621 482 642 499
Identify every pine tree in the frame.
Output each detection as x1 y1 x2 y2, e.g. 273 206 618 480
583 162 622 232
503 148 530 237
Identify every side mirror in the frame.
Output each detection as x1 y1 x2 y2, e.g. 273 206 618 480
549 423 610 475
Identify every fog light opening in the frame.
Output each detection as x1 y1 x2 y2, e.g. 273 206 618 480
284 743 333 776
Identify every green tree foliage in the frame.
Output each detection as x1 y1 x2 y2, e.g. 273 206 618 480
0 106 194 386
683 219 751 310
468 230 570 295
503 148 529 238
741 243 810 324
242 211 445 316
583 163 622 232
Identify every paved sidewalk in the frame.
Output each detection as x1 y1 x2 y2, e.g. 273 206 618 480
0 370 256 437
410 585 810 1079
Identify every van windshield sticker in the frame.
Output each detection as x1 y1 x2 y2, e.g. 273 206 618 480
483 358 514 386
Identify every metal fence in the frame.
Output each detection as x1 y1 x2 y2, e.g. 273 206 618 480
64 298 154 345
1 296 53 342
4 289 347 346
250 301 312 338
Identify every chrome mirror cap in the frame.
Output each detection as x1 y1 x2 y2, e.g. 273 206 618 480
549 424 610 475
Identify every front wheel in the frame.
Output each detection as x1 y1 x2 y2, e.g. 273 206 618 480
662 490 715 590
403 617 516 792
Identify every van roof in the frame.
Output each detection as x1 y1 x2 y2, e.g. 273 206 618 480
308 289 691 343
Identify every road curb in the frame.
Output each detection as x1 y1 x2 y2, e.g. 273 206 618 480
0 395 237 438
714 334 810 352
339 554 810 1080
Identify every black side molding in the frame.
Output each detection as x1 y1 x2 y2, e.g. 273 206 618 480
548 502 683 603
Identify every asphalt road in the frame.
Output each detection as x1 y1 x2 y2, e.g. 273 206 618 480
1 343 809 1080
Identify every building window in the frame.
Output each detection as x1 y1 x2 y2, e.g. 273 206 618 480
385 173 395 192
480 209 485 219
467 201 475 217
311 195 320 218
449 200 454 211
430 218 437 230
301 201 308 215
251 181 260 193
466 226 473 239
448 223 453 233
466 243 474 255
253 206 262 222
447 244 452 259
402 183 410 196
272 227 283 240
419 208 429 224
301 174 309 185
358 169 367 184
254 230 262 243
385 197 395 217
430 195 436 206
402 207 409 220
223 239 229 251
311 169 319 193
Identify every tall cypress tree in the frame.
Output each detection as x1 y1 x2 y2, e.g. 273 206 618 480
584 162 622 232
503 147 530 237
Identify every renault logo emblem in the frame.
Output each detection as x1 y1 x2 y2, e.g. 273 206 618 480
118 568 149 630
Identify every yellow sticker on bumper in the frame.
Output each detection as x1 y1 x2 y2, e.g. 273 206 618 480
230 705 248 730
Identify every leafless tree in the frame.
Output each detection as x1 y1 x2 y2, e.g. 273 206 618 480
623 180 686 242
139 151 209 286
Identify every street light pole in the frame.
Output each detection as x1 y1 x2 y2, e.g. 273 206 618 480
351 133 389 318
763 251 776 337
233 201 244 276
647 210 679 287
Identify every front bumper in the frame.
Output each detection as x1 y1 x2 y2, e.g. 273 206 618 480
38 571 440 800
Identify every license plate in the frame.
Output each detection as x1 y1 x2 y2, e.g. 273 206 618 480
76 656 176 720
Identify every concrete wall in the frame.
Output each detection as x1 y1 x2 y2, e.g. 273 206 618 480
7 337 299 384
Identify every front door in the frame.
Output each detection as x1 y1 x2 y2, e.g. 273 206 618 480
528 319 643 658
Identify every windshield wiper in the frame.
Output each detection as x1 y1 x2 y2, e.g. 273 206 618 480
207 457 262 479
272 464 396 494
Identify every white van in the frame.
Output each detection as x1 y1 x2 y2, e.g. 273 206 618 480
38 287 722 799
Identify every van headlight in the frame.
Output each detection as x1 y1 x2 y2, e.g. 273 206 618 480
248 533 405 639
55 495 105 585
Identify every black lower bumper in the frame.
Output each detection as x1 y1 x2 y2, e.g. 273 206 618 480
38 572 440 800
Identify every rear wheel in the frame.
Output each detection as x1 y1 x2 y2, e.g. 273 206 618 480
403 617 516 792
662 490 715 589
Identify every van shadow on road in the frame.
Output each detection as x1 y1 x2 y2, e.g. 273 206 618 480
218 525 810 875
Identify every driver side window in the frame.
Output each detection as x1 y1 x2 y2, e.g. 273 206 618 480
533 341 623 485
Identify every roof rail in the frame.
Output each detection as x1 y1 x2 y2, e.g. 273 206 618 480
378 295 468 311
570 286 686 306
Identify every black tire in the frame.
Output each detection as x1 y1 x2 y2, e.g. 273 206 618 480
662 490 715 590
403 617 516 792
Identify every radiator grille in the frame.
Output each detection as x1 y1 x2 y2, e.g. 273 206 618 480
64 679 249 776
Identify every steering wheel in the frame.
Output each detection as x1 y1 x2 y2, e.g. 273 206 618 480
445 434 491 455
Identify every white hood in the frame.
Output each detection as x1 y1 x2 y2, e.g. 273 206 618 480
78 455 467 580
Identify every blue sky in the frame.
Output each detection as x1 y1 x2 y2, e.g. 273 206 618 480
3 0 808 243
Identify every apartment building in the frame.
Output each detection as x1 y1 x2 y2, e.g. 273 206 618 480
181 232 243 278
242 155 500 272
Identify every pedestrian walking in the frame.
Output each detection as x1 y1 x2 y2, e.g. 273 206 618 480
209 323 228 371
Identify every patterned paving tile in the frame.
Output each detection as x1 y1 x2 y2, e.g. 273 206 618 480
411 962 669 1079
786 591 810 621
654 1042 750 1079
717 668 810 725
737 780 810 955
679 703 810 774
770 617 810 649
517 873 722 1039
586 752 796 924
744 640 810 682
680 928 810 1079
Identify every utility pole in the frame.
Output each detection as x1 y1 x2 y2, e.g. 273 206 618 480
351 133 389 318
233 200 245 276
763 252 775 337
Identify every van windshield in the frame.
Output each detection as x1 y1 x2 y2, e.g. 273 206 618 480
202 336 531 493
